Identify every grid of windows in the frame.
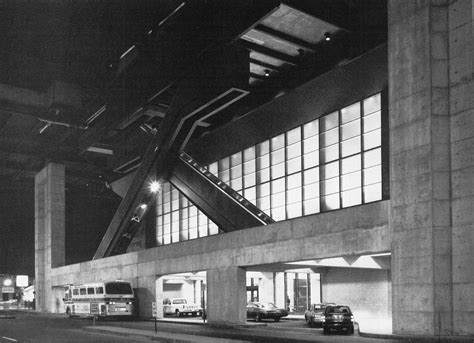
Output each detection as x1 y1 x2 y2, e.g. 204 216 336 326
155 93 383 246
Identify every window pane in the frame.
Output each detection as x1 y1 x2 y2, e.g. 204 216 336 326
231 177 242 190
363 129 381 150
287 142 301 159
209 162 218 175
321 177 340 195
341 154 361 174
287 127 301 145
209 222 219 235
272 178 285 193
258 196 270 211
271 148 285 164
219 170 230 183
341 119 360 140
230 165 242 179
257 141 269 156
304 150 319 169
244 146 255 162
257 182 270 197
321 128 339 147
287 203 302 219
163 234 171 244
303 135 319 153
341 102 360 124
364 183 382 202
304 198 320 215
189 226 198 239
244 160 256 174
321 161 339 179
321 144 339 163
364 165 382 185
271 134 285 151
219 157 229 170
341 171 362 191
287 188 302 203
271 163 285 179
364 148 381 168
172 231 179 243
304 183 319 200
363 111 381 132
320 111 338 131
244 173 256 188
287 156 302 174
231 152 242 167
303 119 319 138
287 172 302 190
272 206 286 221
342 188 362 207
341 136 361 157
244 187 256 202
257 154 269 170
321 194 340 211
363 93 381 115
304 167 319 185
271 192 285 208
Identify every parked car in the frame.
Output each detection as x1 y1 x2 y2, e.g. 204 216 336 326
246 302 288 322
322 305 355 335
304 303 336 327
163 298 202 317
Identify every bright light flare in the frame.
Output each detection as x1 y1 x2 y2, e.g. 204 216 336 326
149 181 161 193
140 204 147 210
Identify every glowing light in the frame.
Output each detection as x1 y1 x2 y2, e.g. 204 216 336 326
3 278 12 286
149 181 161 193
140 204 147 210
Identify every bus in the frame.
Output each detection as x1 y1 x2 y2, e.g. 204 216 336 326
63 280 135 318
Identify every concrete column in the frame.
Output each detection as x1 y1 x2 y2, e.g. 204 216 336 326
35 163 65 312
389 0 473 336
448 0 474 336
135 275 157 318
258 272 274 304
154 276 164 319
207 266 246 324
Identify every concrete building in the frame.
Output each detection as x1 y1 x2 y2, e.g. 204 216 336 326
0 0 472 340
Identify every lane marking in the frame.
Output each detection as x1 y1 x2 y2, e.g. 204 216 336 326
2 337 18 342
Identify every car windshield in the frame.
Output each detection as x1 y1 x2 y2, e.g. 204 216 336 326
326 306 351 314
260 302 277 309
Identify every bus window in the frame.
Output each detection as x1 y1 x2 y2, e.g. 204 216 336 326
80 288 87 295
87 287 95 295
96 287 104 294
105 282 133 295
73 289 79 296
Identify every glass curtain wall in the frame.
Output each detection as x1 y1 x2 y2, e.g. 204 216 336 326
156 93 382 246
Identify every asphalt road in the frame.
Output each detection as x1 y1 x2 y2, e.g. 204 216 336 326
0 311 405 343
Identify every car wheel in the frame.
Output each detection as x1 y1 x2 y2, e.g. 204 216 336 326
255 313 261 322
175 310 181 317
274 317 280 322
350 325 355 334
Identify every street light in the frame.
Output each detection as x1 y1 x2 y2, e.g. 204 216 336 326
3 278 12 286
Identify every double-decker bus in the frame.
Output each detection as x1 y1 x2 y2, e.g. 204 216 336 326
63 280 135 318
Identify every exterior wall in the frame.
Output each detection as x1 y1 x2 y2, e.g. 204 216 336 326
322 268 391 323
388 0 474 336
50 200 389 322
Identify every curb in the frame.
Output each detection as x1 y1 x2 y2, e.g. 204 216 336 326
359 331 474 342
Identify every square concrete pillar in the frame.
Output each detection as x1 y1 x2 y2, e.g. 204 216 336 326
207 266 246 325
35 163 65 312
389 0 474 336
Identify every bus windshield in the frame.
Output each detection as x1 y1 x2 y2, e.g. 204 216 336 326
105 282 133 295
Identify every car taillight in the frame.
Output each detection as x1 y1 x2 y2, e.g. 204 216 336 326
351 315 354 321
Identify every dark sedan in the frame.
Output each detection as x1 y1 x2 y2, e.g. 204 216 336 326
323 305 355 335
246 302 288 322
